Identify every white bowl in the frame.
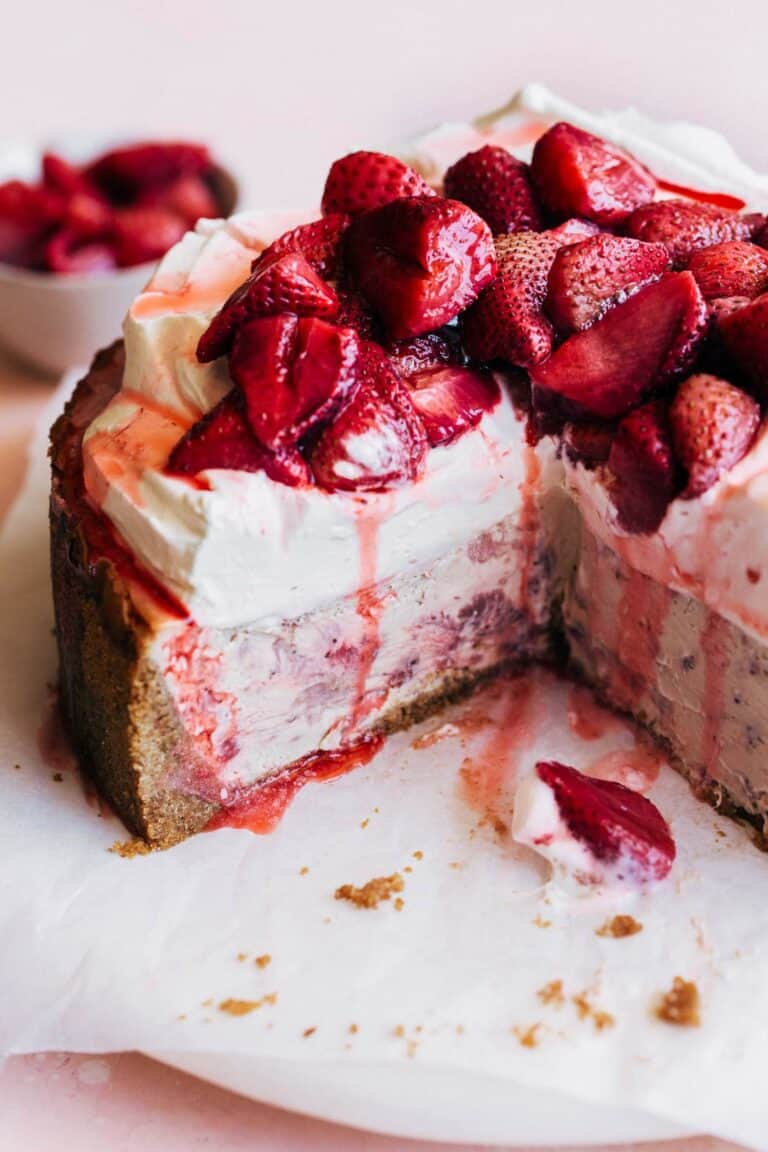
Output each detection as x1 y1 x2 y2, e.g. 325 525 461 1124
0 138 238 376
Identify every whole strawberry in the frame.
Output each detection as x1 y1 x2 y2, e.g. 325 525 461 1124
626 199 758 268
607 400 680 533
443 145 542 235
669 373 760 497
321 151 434 216
253 214 351 280
687 240 768 301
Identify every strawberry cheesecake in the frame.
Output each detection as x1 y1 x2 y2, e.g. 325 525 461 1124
50 85 768 852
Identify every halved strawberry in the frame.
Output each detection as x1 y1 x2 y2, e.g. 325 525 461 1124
718 293 768 399
197 252 339 362
625 199 757 268
709 295 751 329
562 421 615 468
253 214 350 280
386 328 464 377
687 240 768 301
229 314 360 448
112 206 187 266
140 173 219 225
64 192 113 239
86 141 211 201
167 391 310 486
44 229 117 274
408 365 500 446
546 234 670 333
309 343 427 491
345 196 496 338
513 760 675 886
547 218 602 243
531 122 656 227
607 400 680 533
443 145 542 235
321 151 434 216
669 373 760 497
530 272 708 420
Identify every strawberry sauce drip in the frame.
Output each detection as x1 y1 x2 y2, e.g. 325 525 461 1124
656 178 746 211
701 610 727 773
585 745 663 794
518 445 542 618
566 683 619 741
613 566 670 709
344 503 389 734
205 735 384 834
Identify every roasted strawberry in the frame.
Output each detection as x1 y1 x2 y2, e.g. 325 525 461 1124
197 252 339 362
717 293 768 400
387 328 464 377
321 151 434 216
167 391 310 486
562 421 615 468
44 229 116 274
333 287 380 341
531 272 707 420
607 400 680 533
64 192 113 239
753 218 768 250
345 196 495 338
0 180 62 267
112 206 187 266
408 365 500 446
141 173 219 225
669 373 760 497
253 214 351 280
310 343 427 491
546 234 670 333
625 199 757 268
709 295 751 328
229 314 360 448
443 145 542 235
547 218 602 243
531 122 655 227
41 152 92 197
86 141 211 201
687 240 768 301
513 760 675 886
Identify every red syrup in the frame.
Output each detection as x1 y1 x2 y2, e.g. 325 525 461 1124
204 735 384 834
656 178 746 211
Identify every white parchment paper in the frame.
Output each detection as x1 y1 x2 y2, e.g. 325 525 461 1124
2 375 768 1149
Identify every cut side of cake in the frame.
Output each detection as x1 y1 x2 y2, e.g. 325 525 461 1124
50 86 768 849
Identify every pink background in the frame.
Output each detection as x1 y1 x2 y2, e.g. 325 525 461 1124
1 1 766 1146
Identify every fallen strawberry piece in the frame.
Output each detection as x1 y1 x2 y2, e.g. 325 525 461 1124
531 122 655 227
512 760 675 887
562 421 615 468
687 240 768 301
44 229 117 274
546 234 670 333
197 252 339 362
626 199 757 268
718 293 768 399
607 400 680 532
229 314 360 448
345 196 496 338
669 373 760 497
408 365 500 446
141 173 219 225
386 328 464 377
112 206 187 266
41 152 92 197
86 141 211 201
309 343 427 491
531 272 707 420
253 214 351 280
167 391 310 486
321 151 434 216
443 145 542 235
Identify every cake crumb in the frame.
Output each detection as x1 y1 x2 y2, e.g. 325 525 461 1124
537 980 564 1007
404 865 413 874
413 850 423 861
596 914 643 939
513 1023 541 1048
361 818 369 829
109 837 152 858
449 861 462 870
299 866 309 876
394 897 404 911
573 992 615 1031
255 954 272 969
303 1026 317 1038
177 1014 187 1021
218 993 277 1017
236 952 248 963
335 872 404 909
349 1023 358 1035
13 763 21 771
533 915 552 929
456 1024 465 1035
393 1025 405 1038
655 978 701 1027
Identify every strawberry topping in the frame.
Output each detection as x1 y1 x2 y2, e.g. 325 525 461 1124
718 293 768 400
625 199 758 268
562 421 615 468
86 142 211 202
443 145 542 235
386 328 465 377
112 206 187 267
669 373 760 497
253 214 351 280
321 151 434 216
531 122 655 226
546 234 671 333
531 272 707 420
688 240 768 301
344 196 496 338
408 365 501 446
607 400 680 533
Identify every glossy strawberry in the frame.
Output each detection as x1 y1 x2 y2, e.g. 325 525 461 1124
547 218 602 243
253 214 351 280
41 152 92 197
333 287 380 340
531 122 655 226
608 400 680 533
626 199 757 268
167 391 310 486
86 141 211 200
562 421 615 468
344 196 496 338
141 173 219 225
753 218 768 250
64 192 113 239
387 328 464 377
197 252 339 362
531 272 707 420
669 373 760 497
229 314 360 448
443 145 542 234
112 206 187 266
0 180 62 266
687 240 768 301
408 366 500 446
44 229 116 274
718 293 768 399
532 761 676 885
310 342 427 491
321 151 434 216
546 234 670 333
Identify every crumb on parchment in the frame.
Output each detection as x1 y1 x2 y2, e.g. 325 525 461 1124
655 978 701 1027
572 992 615 1031
513 1023 541 1048
218 993 277 1017
537 980 564 1007
596 914 643 938
335 873 404 909
109 837 152 858
255 954 271 969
